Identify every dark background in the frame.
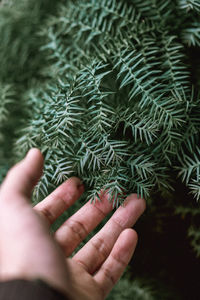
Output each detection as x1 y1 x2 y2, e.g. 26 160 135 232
132 179 200 300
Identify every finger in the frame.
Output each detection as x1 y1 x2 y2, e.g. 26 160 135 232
0 148 44 202
34 177 84 225
73 194 145 274
94 229 137 299
54 190 113 256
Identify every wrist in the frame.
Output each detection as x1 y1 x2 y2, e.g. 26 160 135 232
0 278 69 300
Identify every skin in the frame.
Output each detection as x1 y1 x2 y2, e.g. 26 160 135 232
0 148 146 300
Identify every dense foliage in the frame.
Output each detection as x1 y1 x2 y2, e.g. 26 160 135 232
0 0 200 298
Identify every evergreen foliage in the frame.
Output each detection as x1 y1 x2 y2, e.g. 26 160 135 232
107 277 158 300
107 276 177 300
9 0 199 205
0 0 200 298
180 0 200 13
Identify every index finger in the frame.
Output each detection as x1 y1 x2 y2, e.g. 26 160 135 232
54 190 114 256
34 177 84 226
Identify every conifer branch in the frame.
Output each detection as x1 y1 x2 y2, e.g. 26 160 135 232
0 84 14 125
133 0 174 22
179 0 200 12
178 147 200 185
182 23 200 46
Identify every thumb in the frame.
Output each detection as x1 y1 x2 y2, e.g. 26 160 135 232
0 148 44 200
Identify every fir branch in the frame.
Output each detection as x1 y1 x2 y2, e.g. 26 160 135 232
77 62 115 133
135 36 163 73
114 47 186 129
14 121 41 157
8 0 200 207
115 107 158 145
132 179 152 199
76 133 129 175
52 157 74 185
77 134 105 173
43 80 84 144
160 35 190 90
178 147 200 184
172 89 200 151
32 172 50 203
132 0 174 22
179 0 200 12
143 95 186 130
182 23 200 46
188 178 200 200
55 0 140 45
128 154 155 181
153 166 174 191
114 48 162 101
102 166 131 207
0 84 14 125
82 165 129 207
101 136 129 166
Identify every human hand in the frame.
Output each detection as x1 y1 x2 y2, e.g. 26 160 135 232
0 148 146 300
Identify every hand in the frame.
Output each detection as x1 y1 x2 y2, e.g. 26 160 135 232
0 148 146 300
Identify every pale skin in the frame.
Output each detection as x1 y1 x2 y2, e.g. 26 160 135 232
0 148 146 300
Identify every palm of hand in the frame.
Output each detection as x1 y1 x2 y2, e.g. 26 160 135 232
64 260 103 300
0 149 145 299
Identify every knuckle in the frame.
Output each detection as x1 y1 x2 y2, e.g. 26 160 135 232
74 259 90 272
36 207 54 225
111 252 126 268
91 237 110 260
101 266 116 285
111 217 124 229
66 219 88 242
